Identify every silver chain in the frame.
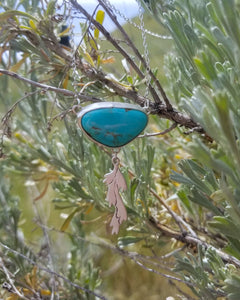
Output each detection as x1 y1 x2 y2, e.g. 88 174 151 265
137 0 151 104
101 0 163 109
101 0 172 40
67 4 81 107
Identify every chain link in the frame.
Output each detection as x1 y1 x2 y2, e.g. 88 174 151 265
101 0 172 40
137 0 151 105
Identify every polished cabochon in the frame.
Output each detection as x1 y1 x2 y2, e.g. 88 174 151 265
77 102 148 147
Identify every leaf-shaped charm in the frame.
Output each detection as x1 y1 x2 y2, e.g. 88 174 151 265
116 169 127 191
116 192 127 223
110 213 120 235
103 163 118 185
105 181 117 207
103 156 127 234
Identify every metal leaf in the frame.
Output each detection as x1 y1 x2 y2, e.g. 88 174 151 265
103 157 127 234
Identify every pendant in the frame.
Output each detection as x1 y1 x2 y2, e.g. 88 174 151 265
77 102 148 233
77 102 148 147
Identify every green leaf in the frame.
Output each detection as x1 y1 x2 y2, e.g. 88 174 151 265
178 160 212 194
204 171 219 191
224 274 240 300
177 189 193 214
220 0 240 48
183 23 201 49
69 178 92 200
206 2 225 33
84 51 95 67
214 93 239 161
194 53 216 81
211 26 235 64
209 216 240 239
117 236 143 248
130 178 139 205
189 187 221 215
225 238 240 260
187 160 206 176
170 170 192 186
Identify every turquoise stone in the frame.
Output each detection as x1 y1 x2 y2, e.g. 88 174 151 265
78 103 148 147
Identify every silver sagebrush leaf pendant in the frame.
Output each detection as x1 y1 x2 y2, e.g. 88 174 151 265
77 102 148 234
103 155 127 234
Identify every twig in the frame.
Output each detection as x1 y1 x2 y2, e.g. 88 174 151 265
0 257 29 300
0 228 187 298
149 216 240 268
47 108 76 131
0 242 107 300
0 69 102 102
132 258 194 287
177 217 198 238
1 90 40 154
159 246 186 259
168 280 198 300
33 205 57 300
31 221 240 286
148 189 198 239
34 220 174 271
184 126 205 135
183 126 213 142
149 187 187 234
138 122 177 138
33 222 196 288
99 0 172 40
1 90 40 126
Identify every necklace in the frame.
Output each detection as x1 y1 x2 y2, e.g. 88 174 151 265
68 0 151 234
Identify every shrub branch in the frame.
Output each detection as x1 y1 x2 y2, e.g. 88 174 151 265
149 216 240 268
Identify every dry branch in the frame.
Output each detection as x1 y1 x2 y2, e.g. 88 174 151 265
1 11 207 135
0 242 107 300
149 216 240 268
0 69 101 102
0 68 204 134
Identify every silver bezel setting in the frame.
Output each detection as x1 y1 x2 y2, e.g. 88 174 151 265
77 102 146 119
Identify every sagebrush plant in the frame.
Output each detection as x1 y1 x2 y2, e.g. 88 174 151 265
0 0 240 299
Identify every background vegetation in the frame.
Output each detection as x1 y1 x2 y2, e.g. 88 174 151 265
1 0 240 299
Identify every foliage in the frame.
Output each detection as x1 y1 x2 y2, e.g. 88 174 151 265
144 0 240 298
1 0 240 299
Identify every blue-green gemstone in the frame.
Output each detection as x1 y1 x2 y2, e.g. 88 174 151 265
78 103 148 147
